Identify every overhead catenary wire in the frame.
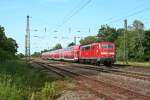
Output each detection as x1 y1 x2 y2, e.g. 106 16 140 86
44 1 150 45
61 0 87 24
107 7 150 24
48 0 93 46
56 0 92 30
102 0 150 24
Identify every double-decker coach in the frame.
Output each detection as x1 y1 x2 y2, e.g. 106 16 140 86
41 52 50 60
42 45 80 62
63 45 80 62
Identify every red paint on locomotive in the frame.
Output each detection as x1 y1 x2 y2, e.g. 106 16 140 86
79 42 115 65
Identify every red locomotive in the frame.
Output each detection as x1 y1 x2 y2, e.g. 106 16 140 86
41 42 116 66
79 42 115 65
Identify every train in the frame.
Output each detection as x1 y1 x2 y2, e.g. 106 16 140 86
41 42 116 66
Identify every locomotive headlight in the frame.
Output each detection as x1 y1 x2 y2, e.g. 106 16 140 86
101 52 114 55
101 52 107 55
109 52 114 55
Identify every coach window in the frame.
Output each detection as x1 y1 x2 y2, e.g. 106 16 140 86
88 46 91 50
84 47 87 50
81 47 85 51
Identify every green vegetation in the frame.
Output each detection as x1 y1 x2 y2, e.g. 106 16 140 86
80 20 150 62
0 25 66 99
31 52 41 58
0 26 18 61
0 61 66 100
68 42 75 47
42 43 62 53
80 36 100 45
97 25 119 42
31 81 66 100
52 43 62 50
17 53 25 58
116 61 150 67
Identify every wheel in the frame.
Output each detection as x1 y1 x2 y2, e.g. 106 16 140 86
104 62 112 67
96 62 100 66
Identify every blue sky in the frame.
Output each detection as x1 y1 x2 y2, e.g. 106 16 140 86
0 0 150 54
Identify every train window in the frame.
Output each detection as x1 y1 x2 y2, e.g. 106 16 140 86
85 46 90 50
67 48 70 50
70 47 73 50
64 47 71 51
91 46 94 50
81 47 85 51
101 44 113 49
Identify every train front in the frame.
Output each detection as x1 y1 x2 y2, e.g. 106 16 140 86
100 42 116 66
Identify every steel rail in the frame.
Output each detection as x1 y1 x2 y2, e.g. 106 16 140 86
34 60 150 100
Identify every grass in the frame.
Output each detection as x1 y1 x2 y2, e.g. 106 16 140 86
115 61 150 67
0 60 67 100
127 62 150 67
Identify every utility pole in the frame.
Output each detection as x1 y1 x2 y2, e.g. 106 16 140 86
74 36 80 45
25 34 27 62
25 15 30 62
124 19 128 64
89 28 91 33
68 28 71 34
74 36 76 45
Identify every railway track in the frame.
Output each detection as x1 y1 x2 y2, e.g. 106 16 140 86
32 60 150 100
35 62 66 77
33 61 113 100
49 60 150 81
72 64 150 81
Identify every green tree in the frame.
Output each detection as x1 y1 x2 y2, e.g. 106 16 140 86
4 38 18 54
0 26 7 49
68 42 75 47
31 52 41 58
0 26 18 61
17 53 24 58
79 36 100 45
133 20 144 30
116 20 145 62
97 25 118 42
53 43 62 50
143 30 150 61
132 20 145 61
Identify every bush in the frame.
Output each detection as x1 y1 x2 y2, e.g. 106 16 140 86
31 81 66 100
0 48 14 62
0 74 26 100
0 61 65 100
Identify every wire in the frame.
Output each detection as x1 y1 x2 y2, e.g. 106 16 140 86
61 0 85 24
56 0 92 30
102 0 150 24
107 7 150 24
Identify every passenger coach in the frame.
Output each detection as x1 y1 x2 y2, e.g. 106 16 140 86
63 45 80 62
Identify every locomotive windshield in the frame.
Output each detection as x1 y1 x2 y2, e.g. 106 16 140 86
101 44 114 49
